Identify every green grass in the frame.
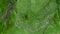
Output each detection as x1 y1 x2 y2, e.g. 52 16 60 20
0 0 60 34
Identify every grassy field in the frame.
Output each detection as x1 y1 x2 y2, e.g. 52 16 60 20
0 0 60 34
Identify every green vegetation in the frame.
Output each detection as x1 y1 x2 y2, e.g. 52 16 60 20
0 0 60 34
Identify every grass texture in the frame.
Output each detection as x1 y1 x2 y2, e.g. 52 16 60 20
0 0 60 34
